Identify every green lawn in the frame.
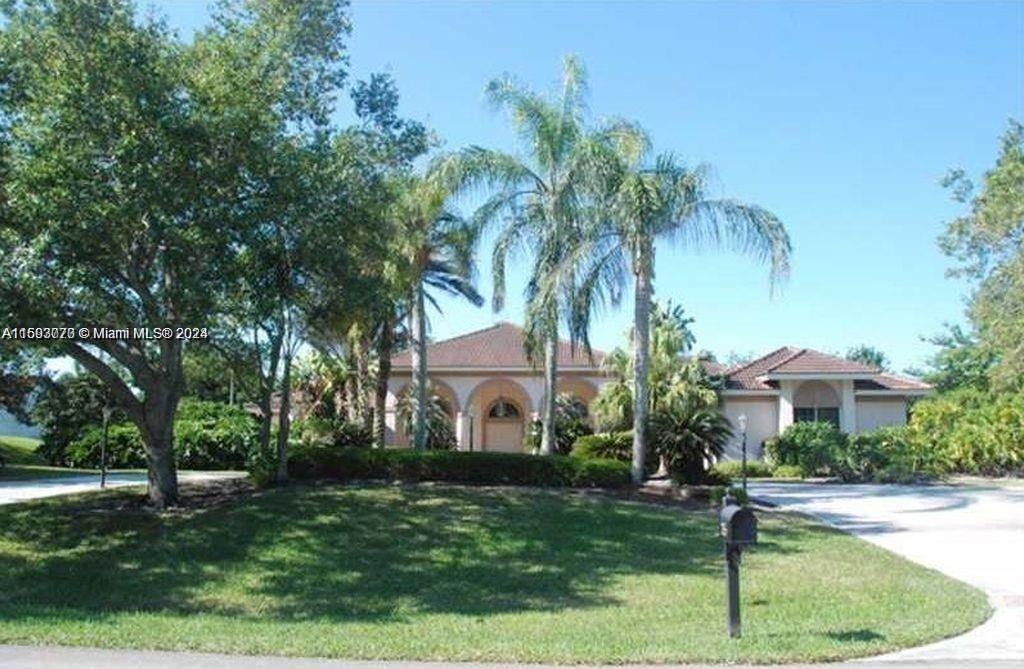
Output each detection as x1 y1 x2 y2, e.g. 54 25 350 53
0 435 100 480
0 483 989 663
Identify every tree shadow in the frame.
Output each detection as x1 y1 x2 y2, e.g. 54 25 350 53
0 483 814 625
827 629 886 643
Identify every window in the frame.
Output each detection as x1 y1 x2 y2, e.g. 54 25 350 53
488 398 521 419
793 406 840 428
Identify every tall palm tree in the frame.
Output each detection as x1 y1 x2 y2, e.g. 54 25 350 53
392 172 484 450
435 56 646 455
575 153 791 483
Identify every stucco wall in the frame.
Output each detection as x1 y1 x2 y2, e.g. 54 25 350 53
720 398 778 461
855 398 909 432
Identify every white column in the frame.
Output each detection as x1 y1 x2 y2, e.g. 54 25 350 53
840 379 857 433
455 411 468 451
778 380 795 434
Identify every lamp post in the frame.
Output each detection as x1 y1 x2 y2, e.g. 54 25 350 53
738 414 748 494
468 406 476 452
100 404 113 489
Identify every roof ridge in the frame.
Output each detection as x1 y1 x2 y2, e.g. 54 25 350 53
430 321 516 347
730 346 798 375
763 347 808 373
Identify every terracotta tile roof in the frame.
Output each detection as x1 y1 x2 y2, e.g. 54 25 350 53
723 346 930 392
390 321 604 369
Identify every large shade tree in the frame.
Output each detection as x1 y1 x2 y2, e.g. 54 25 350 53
0 0 353 505
574 154 790 483
436 56 646 455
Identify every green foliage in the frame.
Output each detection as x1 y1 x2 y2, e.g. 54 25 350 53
922 325 996 392
395 385 457 451
32 374 122 466
846 345 889 371
908 389 1024 475
291 418 374 450
939 120 1024 391
839 425 941 483
570 431 633 461
524 393 594 455
653 399 733 484
286 446 632 488
764 422 847 477
772 464 804 479
65 400 259 470
712 459 774 479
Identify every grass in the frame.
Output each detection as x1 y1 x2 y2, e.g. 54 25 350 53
0 435 99 481
0 483 989 663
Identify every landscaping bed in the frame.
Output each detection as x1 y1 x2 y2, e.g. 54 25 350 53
0 482 989 663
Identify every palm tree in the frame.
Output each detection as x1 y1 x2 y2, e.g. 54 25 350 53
576 154 791 483
392 172 484 450
435 56 646 455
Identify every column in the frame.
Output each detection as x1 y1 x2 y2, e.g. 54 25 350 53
840 380 857 433
455 411 468 451
777 380 795 434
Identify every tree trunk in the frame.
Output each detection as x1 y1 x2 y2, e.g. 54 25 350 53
540 330 559 456
356 332 372 430
344 354 358 424
373 317 394 449
410 280 428 450
141 386 180 508
275 344 294 485
631 239 653 485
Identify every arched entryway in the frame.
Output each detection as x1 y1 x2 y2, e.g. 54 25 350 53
484 397 525 453
464 378 534 454
389 378 458 447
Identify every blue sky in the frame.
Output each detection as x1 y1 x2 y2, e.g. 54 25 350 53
161 0 1023 373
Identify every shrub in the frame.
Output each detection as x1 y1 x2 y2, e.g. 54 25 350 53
524 394 594 455
705 485 749 506
292 418 373 449
33 373 125 465
712 459 774 479
66 399 259 470
909 389 1024 476
652 398 733 484
571 431 632 460
772 464 804 479
286 446 631 488
764 421 846 476
839 425 941 482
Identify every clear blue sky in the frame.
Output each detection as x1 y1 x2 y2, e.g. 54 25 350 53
160 0 1023 373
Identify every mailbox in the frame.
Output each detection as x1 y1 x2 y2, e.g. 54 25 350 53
719 504 758 546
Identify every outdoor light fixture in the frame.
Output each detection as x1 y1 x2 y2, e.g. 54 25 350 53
101 404 113 489
738 414 749 493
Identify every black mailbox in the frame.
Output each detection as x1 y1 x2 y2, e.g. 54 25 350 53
719 504 758 546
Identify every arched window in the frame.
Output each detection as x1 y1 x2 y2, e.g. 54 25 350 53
793 381 840 428
488 398 521 419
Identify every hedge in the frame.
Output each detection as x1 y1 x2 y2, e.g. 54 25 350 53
711 459 774 479
66 399 259 470
287 446 632 488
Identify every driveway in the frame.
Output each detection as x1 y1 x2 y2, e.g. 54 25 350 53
749 480 1024 661
0 471 242 506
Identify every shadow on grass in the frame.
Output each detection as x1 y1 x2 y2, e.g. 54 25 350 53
827 629 886 643
0 484 823 624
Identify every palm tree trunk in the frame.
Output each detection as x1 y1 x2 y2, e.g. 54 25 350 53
631 239 653 485
540 328 559 456
410 281 428 450
373 315 394 449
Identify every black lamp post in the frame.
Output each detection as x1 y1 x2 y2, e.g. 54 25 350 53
738 414 748 493
100 404 112 489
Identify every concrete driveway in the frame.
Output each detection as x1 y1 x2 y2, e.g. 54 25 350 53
749 480 1024 661
0 471 242 506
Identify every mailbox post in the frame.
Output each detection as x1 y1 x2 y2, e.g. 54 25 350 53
719 494 758 638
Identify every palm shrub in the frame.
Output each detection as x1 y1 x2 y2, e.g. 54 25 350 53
764 421 846 477
651 397 733 484
396 386 457 450
571 431 633 460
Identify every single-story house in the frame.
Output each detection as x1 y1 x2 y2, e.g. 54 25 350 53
386 322 931 458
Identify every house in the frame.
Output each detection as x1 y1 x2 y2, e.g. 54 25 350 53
386 322 931 458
